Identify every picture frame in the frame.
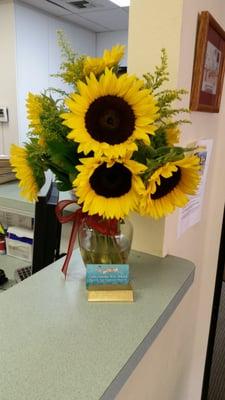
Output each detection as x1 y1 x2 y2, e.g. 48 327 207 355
190 11 225 112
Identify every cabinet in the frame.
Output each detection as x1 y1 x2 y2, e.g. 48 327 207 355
0 182 34 286
0 181 73 286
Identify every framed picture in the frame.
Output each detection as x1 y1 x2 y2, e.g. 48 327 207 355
190 11 225 112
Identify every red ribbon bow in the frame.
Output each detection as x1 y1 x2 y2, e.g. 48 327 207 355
55 200 119 277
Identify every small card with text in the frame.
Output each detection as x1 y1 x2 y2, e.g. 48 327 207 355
86 264 129 288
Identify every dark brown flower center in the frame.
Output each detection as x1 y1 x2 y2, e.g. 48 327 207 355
151 167 181 200
90 162 132 198
85 95 135 145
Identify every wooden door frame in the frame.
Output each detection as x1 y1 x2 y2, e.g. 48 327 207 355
201 206 225 398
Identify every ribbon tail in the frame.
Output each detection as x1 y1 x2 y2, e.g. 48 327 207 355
61 216 81 277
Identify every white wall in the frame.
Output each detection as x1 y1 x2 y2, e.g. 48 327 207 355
96 30 128 66
170 2 225 398
128 0 183 256
0 0 18 155
15 0 96 144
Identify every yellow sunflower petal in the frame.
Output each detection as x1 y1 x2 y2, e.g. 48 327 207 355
26 92 43 134
84 57 105 76
166 126 180 145
10 144 39 202
103 44 125 68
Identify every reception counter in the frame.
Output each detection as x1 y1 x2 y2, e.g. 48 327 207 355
0 248 195 400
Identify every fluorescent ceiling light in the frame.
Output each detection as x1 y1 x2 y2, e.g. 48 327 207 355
110 0 130 7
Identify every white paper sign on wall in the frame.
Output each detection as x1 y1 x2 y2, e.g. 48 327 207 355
177 139 213 238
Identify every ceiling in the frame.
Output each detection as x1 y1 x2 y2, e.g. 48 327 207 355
19 0 129 32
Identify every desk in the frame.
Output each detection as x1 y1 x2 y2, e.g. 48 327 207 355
0 249 195 400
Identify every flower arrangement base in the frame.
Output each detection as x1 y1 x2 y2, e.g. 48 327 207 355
78 218 133 266
87 283 134 302
79 219 134 302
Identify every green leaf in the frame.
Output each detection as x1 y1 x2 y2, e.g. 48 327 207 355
46 139 79 175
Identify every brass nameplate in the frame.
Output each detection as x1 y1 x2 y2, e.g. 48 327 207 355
87 284 133 302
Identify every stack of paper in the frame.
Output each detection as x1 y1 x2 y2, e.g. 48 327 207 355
0 157 16 184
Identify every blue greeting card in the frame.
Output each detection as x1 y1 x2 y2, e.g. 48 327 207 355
86 264 129 288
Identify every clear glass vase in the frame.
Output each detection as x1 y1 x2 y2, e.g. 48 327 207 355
78 218 133 266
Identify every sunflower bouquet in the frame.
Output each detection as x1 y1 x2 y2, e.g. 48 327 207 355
10 33 200 269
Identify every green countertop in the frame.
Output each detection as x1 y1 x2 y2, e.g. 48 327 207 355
0 249 195 400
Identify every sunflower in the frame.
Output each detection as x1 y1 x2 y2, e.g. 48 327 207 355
83 57 106 76
62 69 158 158
139 155 200 219
73 157 146 219
165 126 180 145
26 92 43 134
83 44 125 76
103 44 125 68
10 144 39 202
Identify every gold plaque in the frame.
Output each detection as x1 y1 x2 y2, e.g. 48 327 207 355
87 284 134 302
